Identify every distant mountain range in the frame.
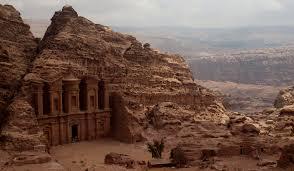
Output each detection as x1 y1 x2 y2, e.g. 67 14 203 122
114 26 294 57
25 19 294 55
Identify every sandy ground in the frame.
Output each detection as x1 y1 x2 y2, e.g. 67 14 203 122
51 139 152 171
1 139 292 171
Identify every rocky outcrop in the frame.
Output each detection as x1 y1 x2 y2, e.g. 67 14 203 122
279 105 294 116
12 152 51 166
274 86 294 108
104 153 136 169
0 4 40 150
0 4 37 132
277 144 294 168
27 6 227 142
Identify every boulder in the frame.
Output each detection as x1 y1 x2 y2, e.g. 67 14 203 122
257 159 276 167
277 144 294 168
170 144 201 167
12 152 51 166
241 123 260 134
104 153 136 169
274 87 294 108
280 105 294 116
200 148 218 161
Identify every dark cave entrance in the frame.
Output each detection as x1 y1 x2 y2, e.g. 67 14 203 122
71 124 78 143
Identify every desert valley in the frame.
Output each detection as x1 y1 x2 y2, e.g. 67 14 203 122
0 3 294 171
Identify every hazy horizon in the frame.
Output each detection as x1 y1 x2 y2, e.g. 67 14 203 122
2 0 294 28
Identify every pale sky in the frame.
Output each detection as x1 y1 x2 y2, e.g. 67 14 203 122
1 0 294 28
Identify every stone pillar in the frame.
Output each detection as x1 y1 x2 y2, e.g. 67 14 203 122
58 91 63 114
67 121 70 143
95 88 99 111
86 113 90 140
104 82 110 110
32 82 44 117
49 91 54 115
51 121 60 146
59 117 65 145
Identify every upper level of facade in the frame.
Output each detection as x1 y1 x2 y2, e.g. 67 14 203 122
31 73 110 118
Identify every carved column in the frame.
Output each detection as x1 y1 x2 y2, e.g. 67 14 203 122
32 82 44 117
59 117 65 145
95 88 99 111
58 90 63 114
104 82 110 110
87 113 92 140
49 91 54 115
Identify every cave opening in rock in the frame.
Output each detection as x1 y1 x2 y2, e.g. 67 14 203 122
71 124 78 143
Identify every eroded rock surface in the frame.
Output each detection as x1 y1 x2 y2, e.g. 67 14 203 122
28 6 228 143
274 86 294 108
277 143 294 168
104 153 136 169
0 4 43 153
1 4 294 171
0 4 37 133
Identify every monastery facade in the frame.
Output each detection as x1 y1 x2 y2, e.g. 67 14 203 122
31 73 111 146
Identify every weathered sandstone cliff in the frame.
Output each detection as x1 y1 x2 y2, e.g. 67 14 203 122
21 6 227 143
0 4 42 149
0 4 36 126
1 5 294 170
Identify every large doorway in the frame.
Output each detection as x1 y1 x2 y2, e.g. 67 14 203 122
71 124 79 143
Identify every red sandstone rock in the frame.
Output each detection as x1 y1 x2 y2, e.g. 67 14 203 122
0 4 37 134
104 153 136 169
26 6 228 143
241 123 261 134
274 86 294 108
280 105 294 116
257 159 276 167
277 143 294 168
0 4 43 155
12 152 51 166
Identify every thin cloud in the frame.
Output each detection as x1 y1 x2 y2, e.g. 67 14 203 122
0 0 293 27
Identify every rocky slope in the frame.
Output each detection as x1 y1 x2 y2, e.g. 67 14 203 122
0 4 45 154
196 80 284 113
24 6 227 143
189 47 294 86
0 4 36 103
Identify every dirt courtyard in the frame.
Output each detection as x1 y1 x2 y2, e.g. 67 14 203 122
2 139 290 171
50 139 151 171
50 139 287 171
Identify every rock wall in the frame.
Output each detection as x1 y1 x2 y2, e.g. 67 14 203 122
0 4 44 151
27 6 227 142
0 4 37 104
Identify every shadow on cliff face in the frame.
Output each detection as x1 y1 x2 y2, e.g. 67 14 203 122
110 92 145 143
0 80 22 136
